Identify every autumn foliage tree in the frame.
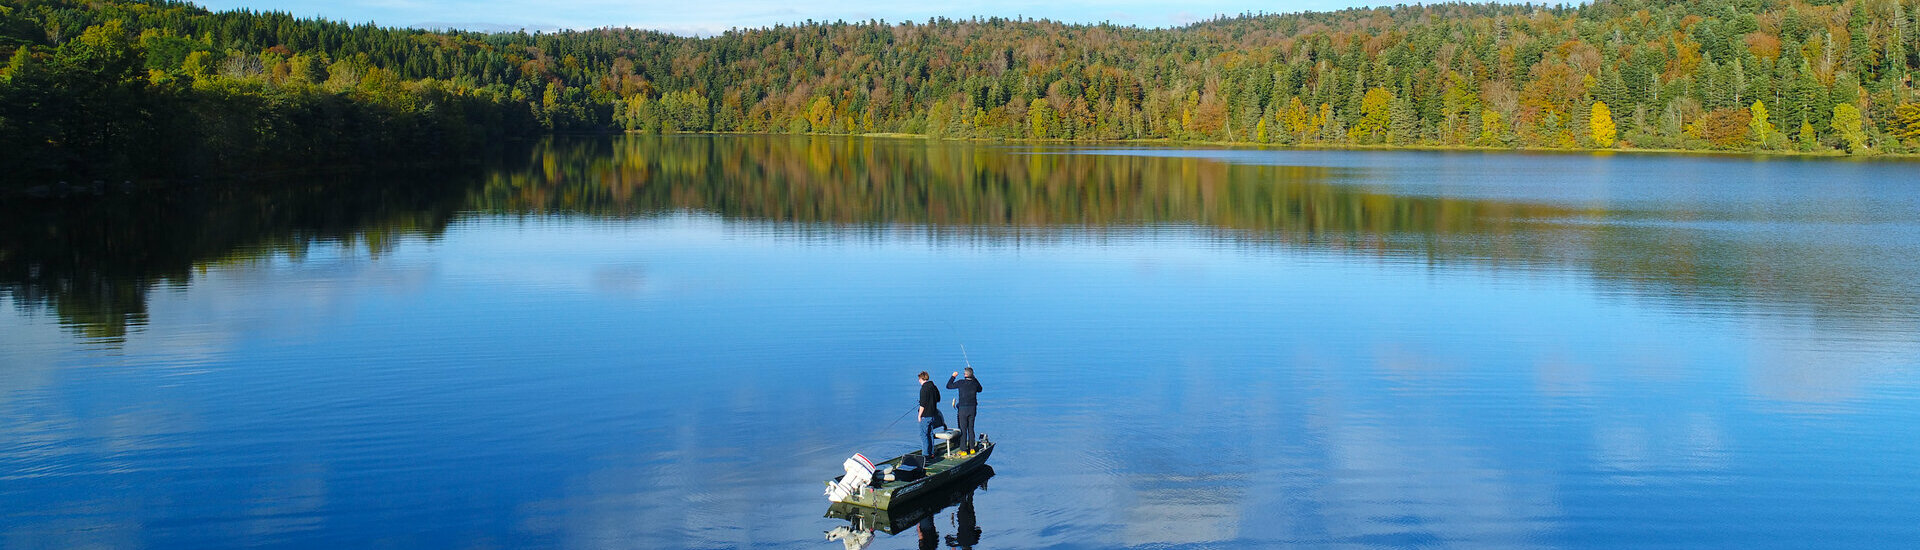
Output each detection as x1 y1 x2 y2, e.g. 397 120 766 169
1892 103 1920 141
1350 87 1394 144
1747 101 1775 147
1691 108 1753 148
1589 101 1616 147
1831 104 1868 153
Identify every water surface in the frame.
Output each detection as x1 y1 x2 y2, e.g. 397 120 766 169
3 136 1918 548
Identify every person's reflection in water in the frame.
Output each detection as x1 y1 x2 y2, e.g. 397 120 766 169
917 516 939 550
945 492 982 549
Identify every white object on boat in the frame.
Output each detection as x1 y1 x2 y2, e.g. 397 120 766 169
826 453 874 502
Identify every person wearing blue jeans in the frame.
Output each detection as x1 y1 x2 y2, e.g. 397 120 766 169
916 371 945 459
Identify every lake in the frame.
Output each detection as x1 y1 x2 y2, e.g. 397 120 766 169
3 136 1918 549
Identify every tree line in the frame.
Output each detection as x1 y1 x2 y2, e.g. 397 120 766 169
6 0 1920 185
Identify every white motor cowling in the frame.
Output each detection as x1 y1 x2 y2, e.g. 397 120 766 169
826 453 874 503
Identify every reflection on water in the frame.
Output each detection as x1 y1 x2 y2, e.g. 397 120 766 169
0 172 479 342
474 136 1920 327
825 466 993 549
3 136 1919 548
10 136 1918 340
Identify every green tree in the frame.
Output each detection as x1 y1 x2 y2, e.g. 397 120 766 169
1832 103 1867 153
659 89 710 132
1589 101 1617 147
1029 98 1052 139
1388 96 1418 145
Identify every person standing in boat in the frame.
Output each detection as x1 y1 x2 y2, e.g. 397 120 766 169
917 371 945 459
946 368 983 451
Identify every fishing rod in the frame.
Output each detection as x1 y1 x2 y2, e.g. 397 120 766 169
875 404 916 437
954 343 976 408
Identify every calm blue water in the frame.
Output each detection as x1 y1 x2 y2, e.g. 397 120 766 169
3 137 1918 548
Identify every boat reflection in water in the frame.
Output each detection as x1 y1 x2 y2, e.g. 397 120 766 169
825 466 992 550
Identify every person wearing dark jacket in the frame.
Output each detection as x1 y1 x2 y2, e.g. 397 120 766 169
946 368 983 451
916 371 944 459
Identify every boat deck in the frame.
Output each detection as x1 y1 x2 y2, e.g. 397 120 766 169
831 441 994 510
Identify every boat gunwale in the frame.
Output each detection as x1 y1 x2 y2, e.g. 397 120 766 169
828 441 994 510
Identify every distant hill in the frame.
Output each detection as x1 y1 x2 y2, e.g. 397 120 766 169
4 0 1919 183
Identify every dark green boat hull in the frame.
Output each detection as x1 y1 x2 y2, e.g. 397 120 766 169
827 441 994 510
826 465 994 535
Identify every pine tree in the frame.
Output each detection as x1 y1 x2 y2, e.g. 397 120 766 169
1388 95 1418 145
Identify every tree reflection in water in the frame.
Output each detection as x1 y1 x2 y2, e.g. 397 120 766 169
7 135 1914 344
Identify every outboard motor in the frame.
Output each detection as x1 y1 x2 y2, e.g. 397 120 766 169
826 453 874 502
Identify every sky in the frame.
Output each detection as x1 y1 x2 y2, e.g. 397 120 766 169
192 0 1387 36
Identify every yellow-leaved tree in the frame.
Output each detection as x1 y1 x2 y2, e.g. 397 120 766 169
1892 103 1920 141
806 96 835 132
1589 101 1616 147
1748 100 1775 146
1029 98 1052 139
1349 87 1394 143
1832 103 1867 153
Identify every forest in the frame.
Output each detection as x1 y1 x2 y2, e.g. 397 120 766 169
5 0 1920 184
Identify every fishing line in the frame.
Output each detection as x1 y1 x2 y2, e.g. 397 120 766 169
942 319 976 408
874 405 916 437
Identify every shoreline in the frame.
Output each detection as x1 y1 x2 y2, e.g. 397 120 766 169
669 131 1916 161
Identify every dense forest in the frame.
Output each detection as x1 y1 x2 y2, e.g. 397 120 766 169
5 0 1920 184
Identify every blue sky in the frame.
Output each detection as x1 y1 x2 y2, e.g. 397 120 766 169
194 0 1386 35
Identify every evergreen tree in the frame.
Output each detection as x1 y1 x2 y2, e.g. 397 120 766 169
1388 95 1418 145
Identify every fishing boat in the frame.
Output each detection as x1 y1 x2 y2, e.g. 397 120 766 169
825 429 994 510
827 465 993 535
